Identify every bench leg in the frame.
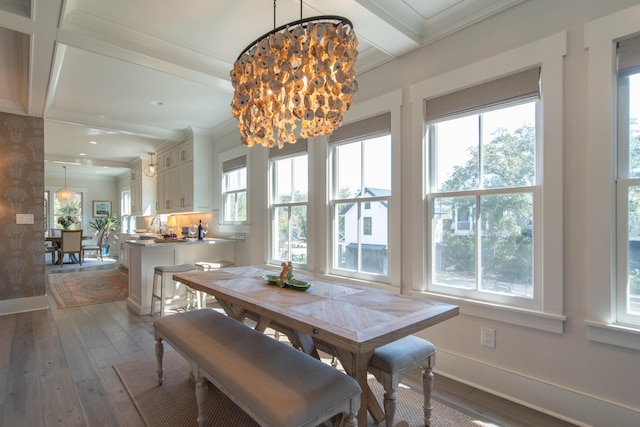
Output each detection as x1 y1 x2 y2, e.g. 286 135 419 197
155 337 164 385
422 364 434 427
343 410 358 427
382 388 397 427
195 376 208 426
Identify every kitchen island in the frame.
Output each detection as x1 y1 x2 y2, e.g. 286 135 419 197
125 238 235 315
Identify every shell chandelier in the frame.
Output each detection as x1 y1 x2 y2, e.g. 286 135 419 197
230 1 358 149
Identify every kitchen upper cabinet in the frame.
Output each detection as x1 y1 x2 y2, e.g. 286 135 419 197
130 157 156 216
156 132 211 214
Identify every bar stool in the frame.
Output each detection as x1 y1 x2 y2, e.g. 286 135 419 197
150 264 197 316
368 336 437 427
193 260 234 308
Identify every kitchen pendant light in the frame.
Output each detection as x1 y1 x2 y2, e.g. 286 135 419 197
56 166 75 202
143 152 157 177
230 0 358 149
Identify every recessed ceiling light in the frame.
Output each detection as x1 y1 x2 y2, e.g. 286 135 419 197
151 100 164 106
79 153 86 156
89 141 97 145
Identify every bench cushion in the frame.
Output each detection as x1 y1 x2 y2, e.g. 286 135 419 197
154 309 361 427
370 335 436 373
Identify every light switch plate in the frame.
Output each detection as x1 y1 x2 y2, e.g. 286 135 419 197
16 214 34 224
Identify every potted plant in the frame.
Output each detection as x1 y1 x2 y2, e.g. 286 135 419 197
89 214 120 255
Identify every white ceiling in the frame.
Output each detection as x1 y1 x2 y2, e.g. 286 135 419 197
0 0 525 177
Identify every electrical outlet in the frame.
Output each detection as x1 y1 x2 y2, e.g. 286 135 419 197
481 327 496 348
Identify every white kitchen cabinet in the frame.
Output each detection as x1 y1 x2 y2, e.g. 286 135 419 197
156 131 211 213
119 240 130 269
130 157 156 216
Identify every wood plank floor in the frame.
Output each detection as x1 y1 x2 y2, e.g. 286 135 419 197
0 267 576 426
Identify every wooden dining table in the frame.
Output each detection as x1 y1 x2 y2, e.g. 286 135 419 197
173 265 459 426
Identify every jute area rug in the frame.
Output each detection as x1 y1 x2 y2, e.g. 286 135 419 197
47 267 128 309
114 351 490 427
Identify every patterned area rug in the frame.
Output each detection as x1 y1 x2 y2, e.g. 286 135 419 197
47 268 128 309
114 351 491 427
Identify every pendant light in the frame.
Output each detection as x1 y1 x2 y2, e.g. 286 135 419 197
143 152 157 177
56 166 75 202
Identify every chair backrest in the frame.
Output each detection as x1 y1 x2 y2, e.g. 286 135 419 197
61 230 83 252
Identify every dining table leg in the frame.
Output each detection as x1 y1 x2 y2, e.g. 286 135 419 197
335 348 381 426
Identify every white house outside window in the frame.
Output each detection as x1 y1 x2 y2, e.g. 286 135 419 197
330 113 391 279
269 141 308 266
426 68 542 309
222 155 247 224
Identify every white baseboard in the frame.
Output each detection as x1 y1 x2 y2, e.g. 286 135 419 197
416 350 640 427
0 295 49 316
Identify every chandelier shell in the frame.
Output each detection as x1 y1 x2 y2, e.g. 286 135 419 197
231 16 358 148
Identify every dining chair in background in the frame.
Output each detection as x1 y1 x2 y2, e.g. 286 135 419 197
82 229 105 261
58 230 83 266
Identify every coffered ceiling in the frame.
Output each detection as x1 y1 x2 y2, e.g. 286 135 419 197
0 0 525 177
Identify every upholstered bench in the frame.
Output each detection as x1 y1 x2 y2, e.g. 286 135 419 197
368 335 437 427
154 309 361 427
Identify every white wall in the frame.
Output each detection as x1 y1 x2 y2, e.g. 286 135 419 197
216 1 640 425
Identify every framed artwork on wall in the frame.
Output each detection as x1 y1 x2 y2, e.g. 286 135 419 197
93 200 111 218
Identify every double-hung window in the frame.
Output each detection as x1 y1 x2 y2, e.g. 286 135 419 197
585 7 640 347
426 68 541 309
615 36 640 326
329 113 392 279
222 155 247 224
269 141 309 266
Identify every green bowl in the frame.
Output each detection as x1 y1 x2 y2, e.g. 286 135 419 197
285 278 311 291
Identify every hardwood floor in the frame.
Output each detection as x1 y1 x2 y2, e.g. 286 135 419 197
0 267 576 426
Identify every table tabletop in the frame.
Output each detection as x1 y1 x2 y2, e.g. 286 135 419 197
173 265 459 425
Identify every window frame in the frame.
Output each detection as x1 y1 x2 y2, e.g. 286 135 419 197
409 32 566 333
313 90 401 286
426 98 541 310
220 147 250 226
268 151 309 268
329 124 393 282
585 4 640 350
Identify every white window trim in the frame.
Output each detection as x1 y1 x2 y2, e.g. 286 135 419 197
409 32 566 333
268 153 309 268
219 145 250 230
585 4 640 349
316 90 402 286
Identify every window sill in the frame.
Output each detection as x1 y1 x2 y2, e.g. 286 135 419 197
585 320 640 351
410 291 566 334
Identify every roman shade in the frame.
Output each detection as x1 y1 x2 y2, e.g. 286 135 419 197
329 112 391 146
269 139 308 160
222 155 246 173
424 67 541 124
618 34 640 77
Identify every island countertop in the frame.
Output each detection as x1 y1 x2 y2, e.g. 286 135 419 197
124 237 235 315
124 237 233 246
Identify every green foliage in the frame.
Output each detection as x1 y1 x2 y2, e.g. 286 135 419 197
54 200 82 230
438 124 534 285
89 214 120 245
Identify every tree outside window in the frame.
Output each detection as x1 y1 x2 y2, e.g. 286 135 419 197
429 101 536 302
54 193 82 230
271 155 308 265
